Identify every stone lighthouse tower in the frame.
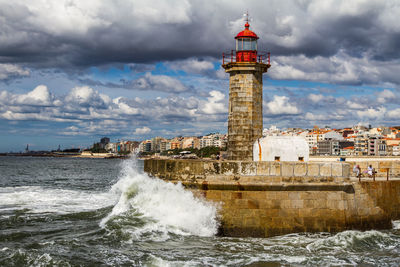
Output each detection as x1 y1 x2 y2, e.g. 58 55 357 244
222 16 270 161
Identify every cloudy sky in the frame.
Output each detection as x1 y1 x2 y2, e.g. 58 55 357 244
1 0 400 152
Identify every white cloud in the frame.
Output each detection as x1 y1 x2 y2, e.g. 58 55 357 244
112 97 139 115
269 52 400 85
59 126 81 136
308 94 324 103
0 110 76 122
134 126 151 135
0 91 9 103
304 112 346 122
65 86 112 109
265 95 300 115
67 120 129 136
215 68 227 79
377 89 396 104
0 84 212 138
128 0 191 25
134 72 188 93
0 85 54 106
167 58 215 74
199 90 227 114
0 64 30 80
387 108 400 118
346 100 366 109
305 113 327 121
67 86 96 104
21 0 109 35
357 107 386 119
18 85 52 105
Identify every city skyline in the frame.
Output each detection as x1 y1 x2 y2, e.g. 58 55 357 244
13 123 400 154
1 1 400 152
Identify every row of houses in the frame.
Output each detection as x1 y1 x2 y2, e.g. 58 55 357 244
138 133 227 153
264 125 400 156
94 137 140 153
92 125 400 156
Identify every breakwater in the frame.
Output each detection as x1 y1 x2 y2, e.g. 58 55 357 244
144 159 400 237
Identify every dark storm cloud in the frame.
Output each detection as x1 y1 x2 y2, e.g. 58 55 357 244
1 0 399 71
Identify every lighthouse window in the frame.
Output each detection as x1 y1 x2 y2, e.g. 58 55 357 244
236 38 257 51
243 39 252 50
237 38 257 51
236 39 242 50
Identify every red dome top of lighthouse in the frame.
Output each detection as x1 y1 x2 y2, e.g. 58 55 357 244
235 22 259 39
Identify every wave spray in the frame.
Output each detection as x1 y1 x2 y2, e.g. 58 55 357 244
100 157 219 241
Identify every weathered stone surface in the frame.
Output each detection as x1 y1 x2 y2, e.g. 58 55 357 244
281 163 294 177
331 163 343 177
393 162 400 176
307 163 320 177
221 162 239 175
294 163 307 177
320 163 332 177
166 160 176 173
241 162 257 175
145 159 354 180
256 161 270 175
270 162 281 176
224 62 269 161
210 180 399 237
342 163 351 179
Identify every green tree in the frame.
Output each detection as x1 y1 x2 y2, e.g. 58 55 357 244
90 143 107 153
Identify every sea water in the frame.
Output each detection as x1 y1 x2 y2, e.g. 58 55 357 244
0 156 399 266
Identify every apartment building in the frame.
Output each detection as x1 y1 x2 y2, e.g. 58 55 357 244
317 140 354 156
340 146 355 156
354 136 368 156
305 130 343 154
200 134 227 148
393 145 400 156
139 140 152 152
368 136 386 156
181 137 198 149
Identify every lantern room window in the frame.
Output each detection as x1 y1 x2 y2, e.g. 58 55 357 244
236 38 257 51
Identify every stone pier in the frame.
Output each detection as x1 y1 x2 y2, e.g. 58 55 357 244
144 159 400 237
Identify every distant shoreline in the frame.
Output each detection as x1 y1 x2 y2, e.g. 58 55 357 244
0 153 131 159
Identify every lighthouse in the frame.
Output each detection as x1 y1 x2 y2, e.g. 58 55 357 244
222 15 271 161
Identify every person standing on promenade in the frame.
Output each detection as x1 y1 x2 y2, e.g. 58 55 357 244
367 165 376 180
353 164 362 181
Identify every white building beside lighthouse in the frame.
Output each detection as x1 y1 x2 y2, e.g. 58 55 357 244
253 136 309 162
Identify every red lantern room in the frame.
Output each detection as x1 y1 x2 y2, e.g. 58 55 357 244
235 21 258 62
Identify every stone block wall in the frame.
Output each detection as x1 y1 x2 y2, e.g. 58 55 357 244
144 159 351 183
198 181 400 237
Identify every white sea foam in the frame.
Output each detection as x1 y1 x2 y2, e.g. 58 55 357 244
306 230 390 252
392 220 400 230
100 157 219 239
0 186 116 214
8 250 71 267
145 254 199 267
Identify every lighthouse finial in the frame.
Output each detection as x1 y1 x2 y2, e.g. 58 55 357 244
244 10 249 22
243 10 250 28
